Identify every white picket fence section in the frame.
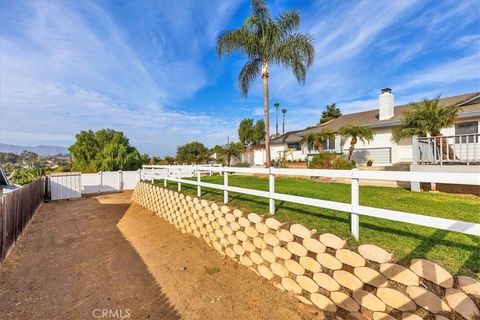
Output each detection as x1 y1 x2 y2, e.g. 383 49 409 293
141 165 480 240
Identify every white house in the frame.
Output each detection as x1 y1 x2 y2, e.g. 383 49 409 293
270 89 480 166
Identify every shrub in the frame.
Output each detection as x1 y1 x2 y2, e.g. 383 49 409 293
367 159 373 166
308 152 355 170
233 162 250 167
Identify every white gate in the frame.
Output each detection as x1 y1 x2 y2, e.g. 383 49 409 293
49 172 82 200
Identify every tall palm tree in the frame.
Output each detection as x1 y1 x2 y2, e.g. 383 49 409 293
274 102 280 135
393 96 460 140
281 108 287 134
338 125 374 160
300 129 335 153
217 0 315 167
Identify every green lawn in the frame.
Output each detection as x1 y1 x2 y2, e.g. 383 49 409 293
155 175 479 277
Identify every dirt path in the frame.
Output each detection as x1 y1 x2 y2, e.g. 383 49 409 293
0 192 325 320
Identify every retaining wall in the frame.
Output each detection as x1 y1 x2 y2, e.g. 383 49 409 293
132 182 480 320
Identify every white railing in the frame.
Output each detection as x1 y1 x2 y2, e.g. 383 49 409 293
413 134 480 165
141 165 480 240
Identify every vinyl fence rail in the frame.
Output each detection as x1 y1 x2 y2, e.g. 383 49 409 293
0 177 45 263
141 165 480 240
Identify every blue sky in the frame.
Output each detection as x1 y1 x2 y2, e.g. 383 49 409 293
1 0 479 156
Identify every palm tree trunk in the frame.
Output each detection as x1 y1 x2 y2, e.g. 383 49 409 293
262 60 271 167
275 106 278 136
348 137 357 160
316 142 323 153
282 113 285 134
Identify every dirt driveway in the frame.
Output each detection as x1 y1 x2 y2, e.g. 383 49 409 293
0 192 325 320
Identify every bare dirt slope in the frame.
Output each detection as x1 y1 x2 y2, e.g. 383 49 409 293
0 192 325 320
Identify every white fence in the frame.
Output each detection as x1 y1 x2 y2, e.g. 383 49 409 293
414 133 480 164
141 165 480 240
49 170 141 198
81 170 140 194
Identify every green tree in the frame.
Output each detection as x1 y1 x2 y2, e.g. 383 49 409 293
176 141 209 164
319 103 342 124
69 129 143 172
219 142 245 166
217 0 315 167
393 96 460 140
253 120 265 144
0 152 19 164
141 153 151 165
163 156 175 165
338 125 374 160
238 119 265 145
10 167 47 185
300 129 335 153
238 118 255 145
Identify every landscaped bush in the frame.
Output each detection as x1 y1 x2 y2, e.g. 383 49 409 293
233 162 251 167
308 152 355 169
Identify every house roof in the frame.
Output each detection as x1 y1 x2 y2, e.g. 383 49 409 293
271 92 480 144
270 129 304 144
307 92 480 133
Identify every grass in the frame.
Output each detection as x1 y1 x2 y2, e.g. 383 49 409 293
155 175 479 276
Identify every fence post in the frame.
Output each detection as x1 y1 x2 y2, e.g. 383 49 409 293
137 169 141 182
351 169 360 241
118 170 123 191
224 170 228 204
197 167 201 197
98 171 103 193
164 168 167 188
269 167 275 214
177 168 181 192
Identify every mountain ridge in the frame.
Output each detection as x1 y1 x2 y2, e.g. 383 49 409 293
0 143 69 156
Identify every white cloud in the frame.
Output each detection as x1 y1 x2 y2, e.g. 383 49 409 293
395 54 480 91
0 0 241 155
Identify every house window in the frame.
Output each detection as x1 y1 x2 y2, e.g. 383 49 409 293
455 121 478 143
287 143 301 151
321 137 336 150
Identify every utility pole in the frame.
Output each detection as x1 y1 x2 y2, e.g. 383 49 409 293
274 102 280 136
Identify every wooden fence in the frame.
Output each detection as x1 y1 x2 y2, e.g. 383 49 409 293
0 177 45 263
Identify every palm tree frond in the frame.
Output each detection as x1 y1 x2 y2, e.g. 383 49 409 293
276 10 300 35
251 0 270 23
217 29 256 58
238 58 262 96
272 33 314 83
394 96 461 141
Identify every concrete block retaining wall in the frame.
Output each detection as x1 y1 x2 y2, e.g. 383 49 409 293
132 182 480 320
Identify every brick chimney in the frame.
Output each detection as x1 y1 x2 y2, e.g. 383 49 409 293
379 88 394 120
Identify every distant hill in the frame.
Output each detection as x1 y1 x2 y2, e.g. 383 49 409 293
0 143 69 156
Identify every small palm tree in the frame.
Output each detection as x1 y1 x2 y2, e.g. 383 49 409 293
220 142 245 166
393 96 461 161
338 125 374 160
281 108 287 134
300 129 335 153
393 96 460 140
217 0 315 167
